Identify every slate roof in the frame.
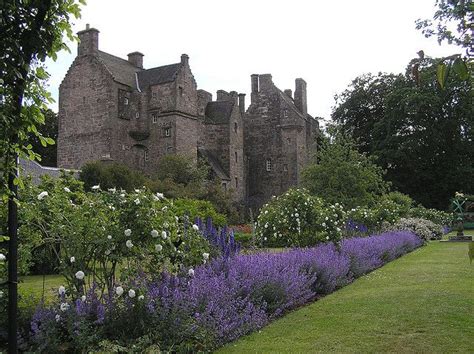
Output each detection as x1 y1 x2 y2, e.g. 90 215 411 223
137 63 181 89
197 148 230 181
19 159 79 185
98 51 181 90
204 101 234 124
98 51 141 88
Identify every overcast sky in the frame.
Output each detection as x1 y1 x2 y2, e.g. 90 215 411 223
45 0 460 124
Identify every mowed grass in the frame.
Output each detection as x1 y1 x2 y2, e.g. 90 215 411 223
219 241 474 353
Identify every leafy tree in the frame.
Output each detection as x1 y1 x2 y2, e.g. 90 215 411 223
0 1 83 350
332 57 473 209
302 134 389 209
27 108 58 167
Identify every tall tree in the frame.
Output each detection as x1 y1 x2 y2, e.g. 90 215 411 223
0 1 83 351
332 57 473 210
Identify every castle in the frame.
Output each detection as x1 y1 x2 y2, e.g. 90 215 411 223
58 25 319 209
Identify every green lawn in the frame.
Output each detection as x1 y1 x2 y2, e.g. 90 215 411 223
219 241 474 353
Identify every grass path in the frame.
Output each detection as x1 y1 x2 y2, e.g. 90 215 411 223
219 242 474 353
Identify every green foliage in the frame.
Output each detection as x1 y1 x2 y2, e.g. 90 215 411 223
80 161 148 192
171 198 227 226
1 176 212 298
383 217 443 241
409 206 452 226
26 108 58 167
332 58 473 209
256 189 346 247
302 135 389 209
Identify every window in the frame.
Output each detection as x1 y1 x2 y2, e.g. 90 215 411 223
144 150 149 161
283 109 288 118
222 183 227 192
135 112 140 119
152 92 157 99
235 177 238 188
179 86 184 96
266 159 272 172
124 97 129 105
164 127 171 137
234 122 238 133
152 113 158 123
235 151 238 163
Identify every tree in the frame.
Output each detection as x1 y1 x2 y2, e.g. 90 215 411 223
332 57 473 210
27 108 58 167
415 0 473 88
302 134 389 209
0 1 83 351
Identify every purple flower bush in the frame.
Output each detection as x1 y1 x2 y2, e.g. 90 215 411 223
25 230 422 352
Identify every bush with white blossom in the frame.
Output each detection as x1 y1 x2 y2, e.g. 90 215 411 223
255 188 346 247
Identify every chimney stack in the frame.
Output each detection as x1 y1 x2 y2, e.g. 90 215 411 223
294 78 307 116
230 91 238 105
238 93 246 114
259 74 273 91
77 24 99 56
251 74 259 104
181 54 189 66
127 52 144 69
284 89 293 99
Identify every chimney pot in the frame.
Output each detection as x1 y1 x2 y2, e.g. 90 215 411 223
181 54 189 66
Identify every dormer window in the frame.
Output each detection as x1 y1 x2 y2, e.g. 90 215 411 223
266 159 272 172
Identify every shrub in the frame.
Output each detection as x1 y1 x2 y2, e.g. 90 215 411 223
384 217 443 241
255 188 346 247
171 198 226 226
409 206 452 227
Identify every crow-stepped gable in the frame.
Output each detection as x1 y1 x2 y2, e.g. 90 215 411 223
58 25 319 209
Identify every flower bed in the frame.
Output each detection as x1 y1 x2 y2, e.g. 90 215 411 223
24 230 423 352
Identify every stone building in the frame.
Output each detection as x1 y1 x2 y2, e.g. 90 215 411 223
58 25 318 209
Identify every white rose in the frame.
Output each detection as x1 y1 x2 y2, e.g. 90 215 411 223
138 295 144 300
107 235 112 240
108 187 116 193
63 187 71 193
162 206 168 212
75 270 85 280
134 198 140 205
60 302 70 312
202 252 209 260
70 256 75 263
161 231 167 239
55 314 61 322
124 229 132 237
81 295 86 301
192 224 199 231
0 291 3 298
58 286 66 295
188 268 195 277
155 244 163 252
156 192 164 199
0 253 6 262
115 286 124 296
126 240 133 248
128 289 136 298
37 191 48 200
91 185 100 191
151 229 159 238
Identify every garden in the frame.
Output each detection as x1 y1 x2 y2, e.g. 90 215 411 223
0 174 457 352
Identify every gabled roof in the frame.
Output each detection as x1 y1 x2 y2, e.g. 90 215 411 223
137 63 181 89
204 101 234 124
97 50 181 90
98 51 141 88
198 148 230 181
